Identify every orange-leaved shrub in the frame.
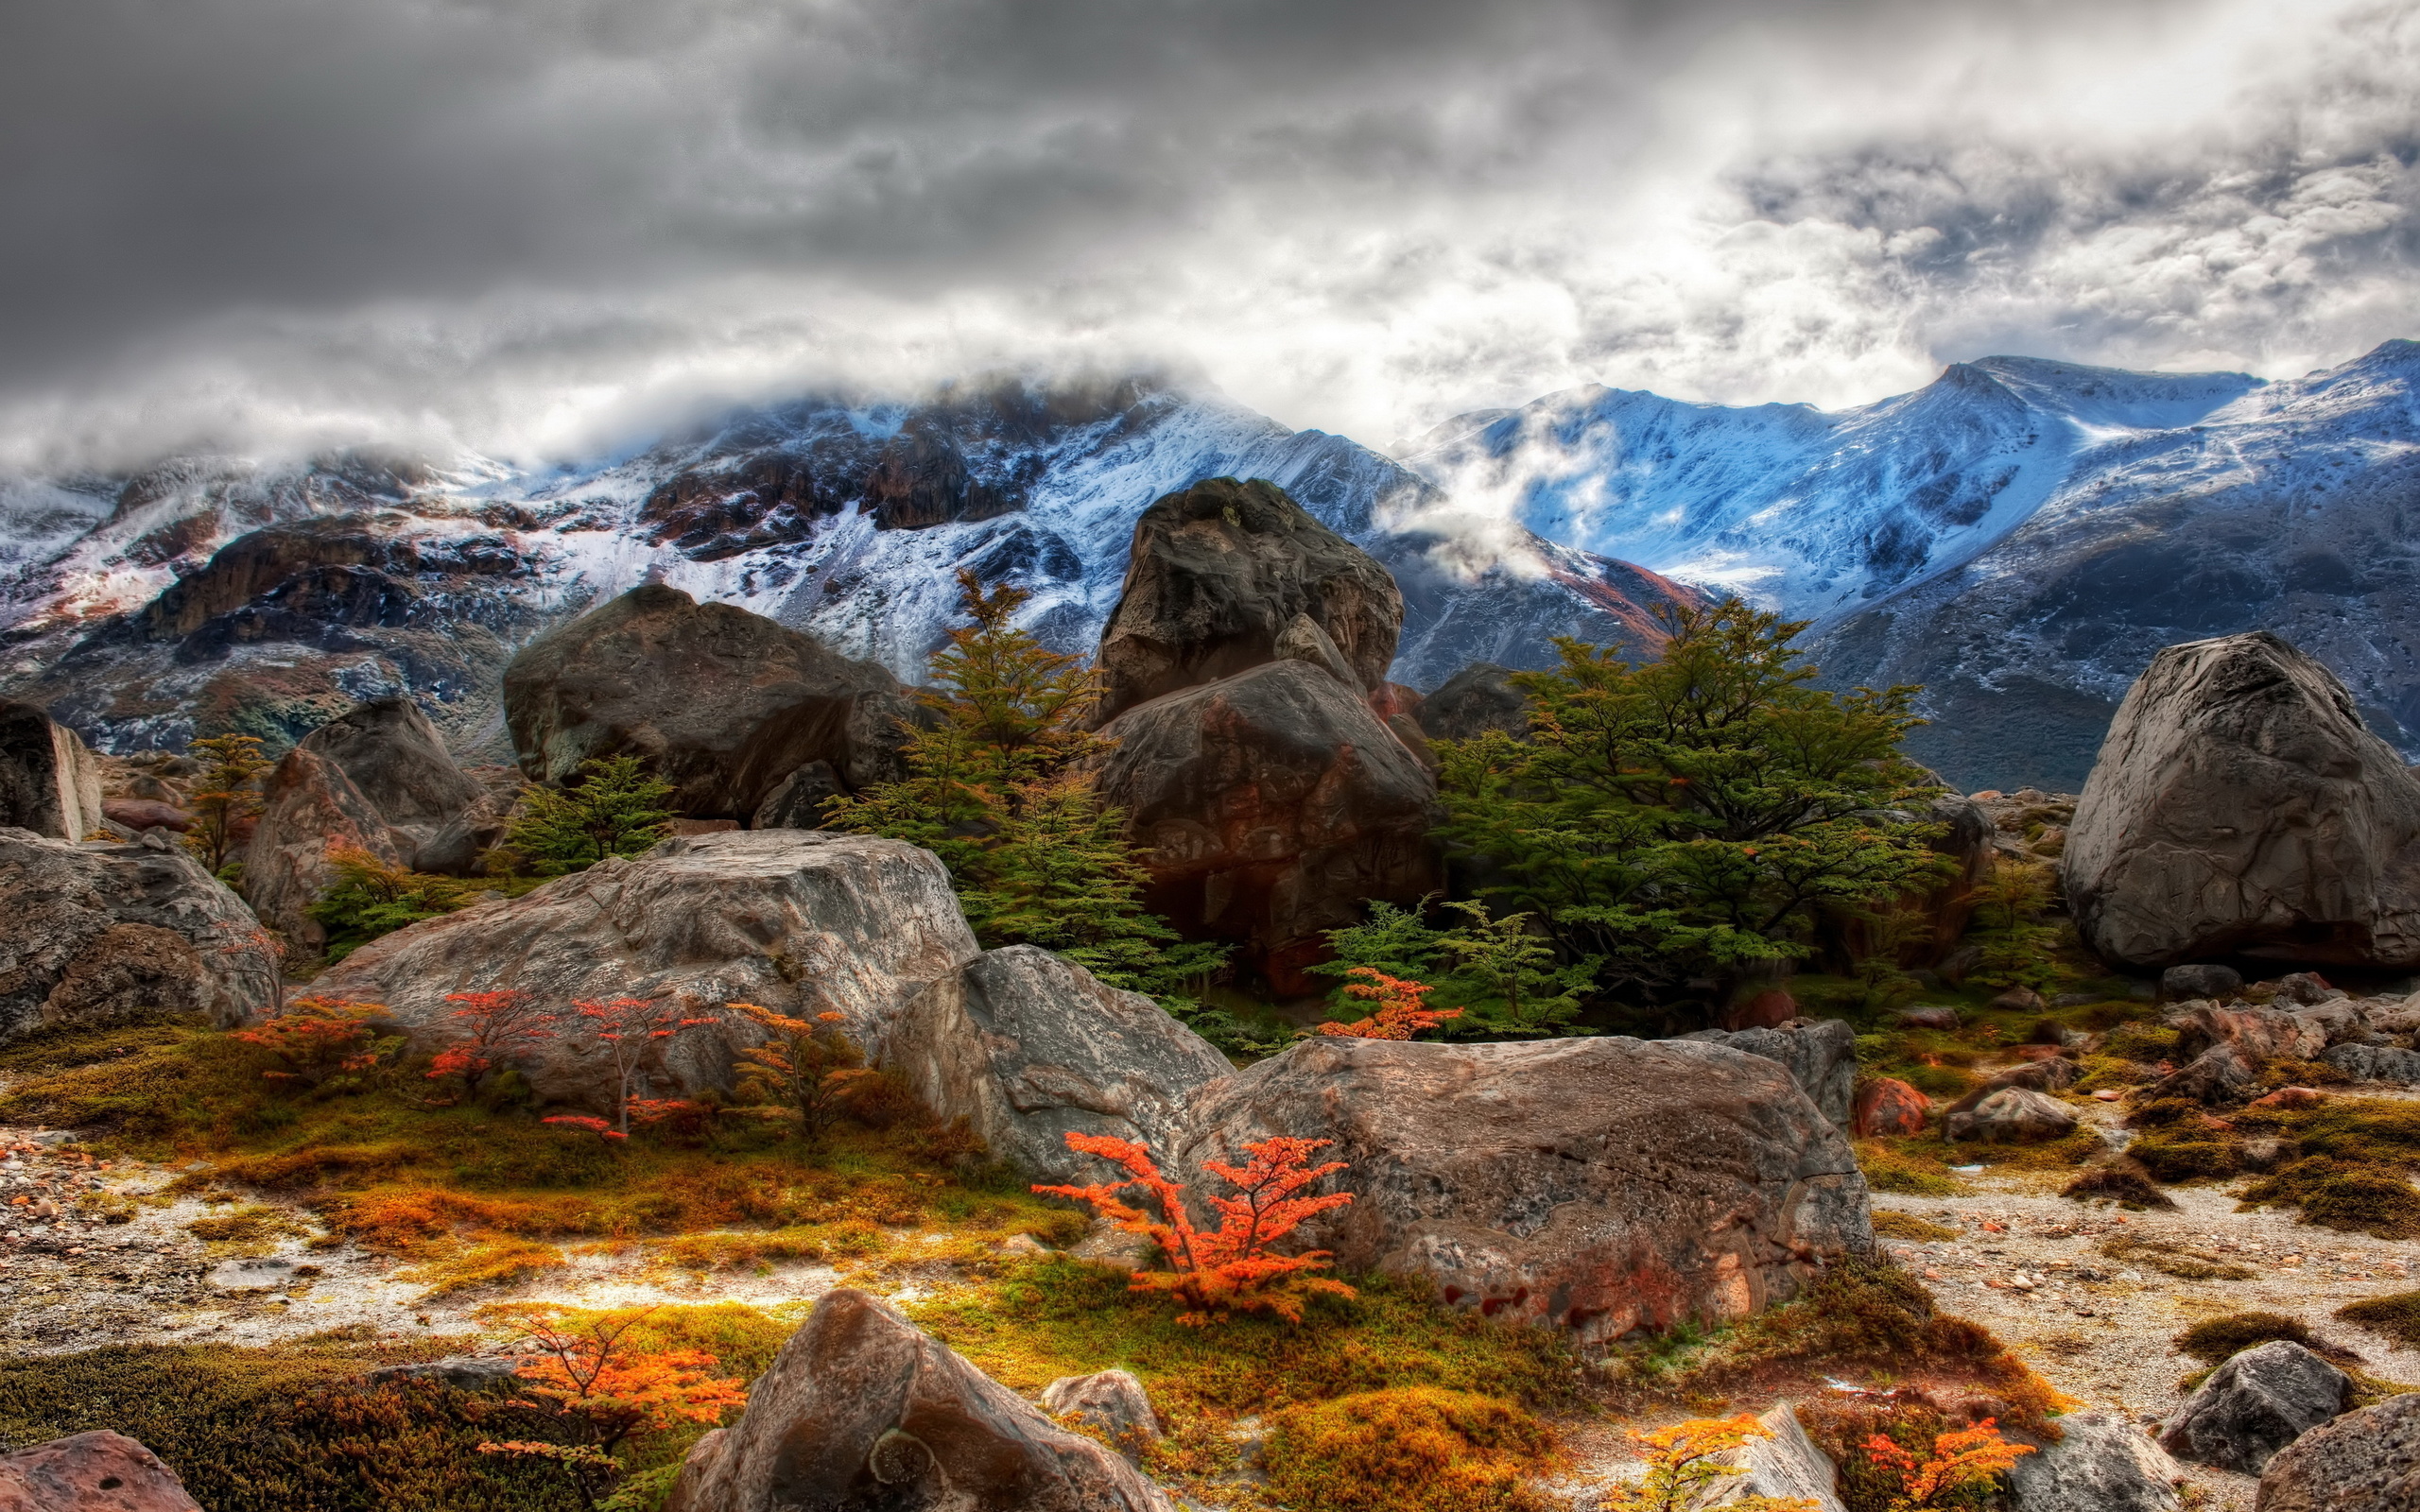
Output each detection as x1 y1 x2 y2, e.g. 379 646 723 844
474 1301 746 1510
228 997 389 1089
730 1003 874 1149
550 997 716 1137
1599 1415 1821 1512
1034 1130 1355 1326
1859 1418 2031 1512
428 988 558 1100
1318 968 1462 1040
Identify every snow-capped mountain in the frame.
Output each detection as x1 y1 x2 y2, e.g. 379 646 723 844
1406 340 2420 787
0 376 1696 758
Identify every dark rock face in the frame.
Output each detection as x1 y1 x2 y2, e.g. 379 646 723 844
0 1429 204 1512
502 584 912 819
309 832 977 1109
2065 633 2420 970
1681 1019 1858 1127
1094 659 1439 994
2257 1390 2420 1512
887 946 1234 1183
1168 1035 1873 1345
1416 662 1528 741
662 1289 1174 1512
1096 478 1403 723
2165 964 2245 1001
2320 1043 2420 1084
2159 1340 2350 1474
243 697 494 948
0 703 104 840
2006 1410 2183 1512
0 829 272 1041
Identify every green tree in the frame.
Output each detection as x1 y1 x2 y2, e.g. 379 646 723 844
1311 896 1594 1038
1965 860 2060 995
829 572 1226 1005
1845 905 1931 1014
1433 600 1949 1016
503 756 676 875
306 845 481 960
183 733 273 875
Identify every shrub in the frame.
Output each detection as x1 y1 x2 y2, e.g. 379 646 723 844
2128 1130 2238 1183
1856 1142 1964 1196
183 733 272 875
1263 1387 1562 1512
427 989 559 1101
502 756 675 875
229 998 394 1091
730 1004 873 1150
2240 1158 2420 1239
1318 969 1463 1040
473 1302 746 1509
560 998 716 1137
307 847 481 960
1858 1418 2031 1511
1035 1131 1356 1326
1597 1413 1819 1511
2059 1163 2176 1210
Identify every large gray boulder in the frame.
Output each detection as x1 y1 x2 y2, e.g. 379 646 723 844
2320 1043 2420 1085
243 697 495 948
0 703 104 841
663 1289 1174 1512
1095 659 1438 995
310 831 977 1109
1095 477 1403 724
2007 1410 2184 1512
0 1429 204 1512
0 829 273 1041
1040 1370 1164 1464
1682 1020 1858 1127
887 946 1233 1183
2065 633 2420 970
1166 1035 1873 1345
2257 1390 2420 1511
1944 1086 2080 1142
502 584 912 819
2159 1340 2350 1474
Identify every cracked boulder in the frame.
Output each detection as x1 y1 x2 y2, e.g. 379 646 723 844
2158 1340 2349 1474
1167 1035 1873 1345
887 945 1233 1183
0 829 272 1042
2066 632 2420 970
0 703 104 841
663 1289 1174 1512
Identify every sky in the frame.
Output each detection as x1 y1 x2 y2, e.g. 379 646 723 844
1 0 2414 472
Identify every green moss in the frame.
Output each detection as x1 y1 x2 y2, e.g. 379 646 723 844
2173 1313 2320 1364
2128 1131 2238 1183
1872 1211 1962 1244
2098 1234 2254 1280
1856 1141 1967 1196
2240 1159 2420 1240
1260 1387 1559 1512
2338 1291 2420 1349
2103 1022 2180 1063
2060 1164 2175 1210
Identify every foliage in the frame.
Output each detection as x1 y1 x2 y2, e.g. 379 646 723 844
1035 1130 1357 1325
475 1303 746 1511
828 571 1223 1003
184 732 273 874
229 998 395 1091
1318 967 1463 1040
1598 1414 1821 1512
1262 1387 1562 1512
560 997 716 1137
1963 862 2060 995
1845 907 1931 1014
1870 1211 1962 1244
308 847 482 960
1858 1418 2031 1512
502 756 675 876
729 1004 872 1150
1431 601 1948 1014
427 990 559 1102
1312 898 1594 1039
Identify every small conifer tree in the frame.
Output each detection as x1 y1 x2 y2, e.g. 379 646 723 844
503 756 676 875
183 733 272 875
831 572 1224 1003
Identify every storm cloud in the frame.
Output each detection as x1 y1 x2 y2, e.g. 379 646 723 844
0 0 2412 470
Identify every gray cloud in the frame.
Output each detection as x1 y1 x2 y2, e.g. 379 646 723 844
0 0 2411 471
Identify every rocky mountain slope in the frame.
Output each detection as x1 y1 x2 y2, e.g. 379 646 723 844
1407 339 2420 787
0 378 1696 760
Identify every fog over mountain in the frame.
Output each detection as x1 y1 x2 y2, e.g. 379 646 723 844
3 0 2417 790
